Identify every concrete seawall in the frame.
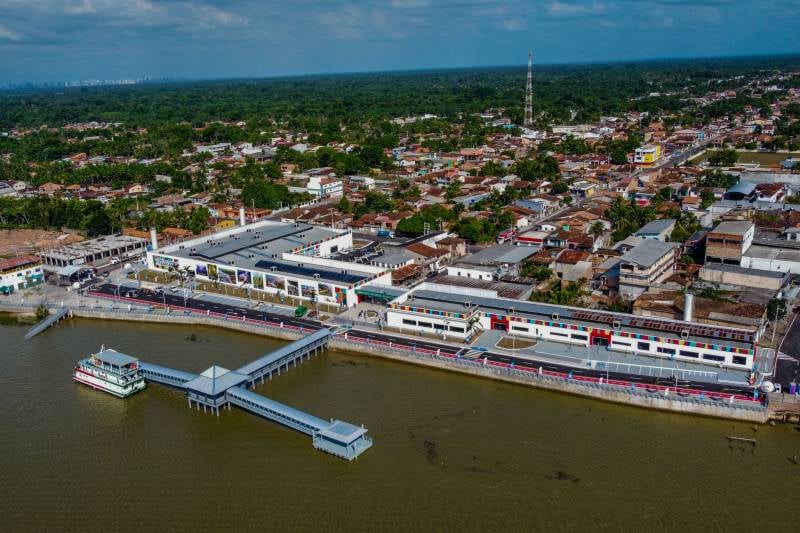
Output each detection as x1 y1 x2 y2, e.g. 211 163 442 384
329 339 768 424
4 303 767 424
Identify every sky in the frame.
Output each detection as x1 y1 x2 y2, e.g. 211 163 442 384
1 0 799 84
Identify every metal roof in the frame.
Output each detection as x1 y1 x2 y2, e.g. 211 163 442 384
725 181 756 197
635 218 675 236
318 420 368 444
183 365 248 397
355 285 406 299
372 250 416 266
253 259 368 284
186 224 316 260
619 240 679 268
462 244 537 265
227 386 328 430
235 329 331 377
94 348 138 367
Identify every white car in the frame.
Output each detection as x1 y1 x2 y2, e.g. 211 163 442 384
109 257 120 265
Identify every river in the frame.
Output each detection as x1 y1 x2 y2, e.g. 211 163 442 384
0 319 797 531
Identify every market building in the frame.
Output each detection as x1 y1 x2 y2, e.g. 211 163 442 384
147 220 391 308
385 283 759 372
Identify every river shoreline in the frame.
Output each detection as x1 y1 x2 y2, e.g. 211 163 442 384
2 303 768 424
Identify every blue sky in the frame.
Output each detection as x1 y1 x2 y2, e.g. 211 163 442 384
1 0 799 84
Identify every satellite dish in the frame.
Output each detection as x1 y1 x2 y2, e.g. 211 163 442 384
761 381 775 393
72 282 81 290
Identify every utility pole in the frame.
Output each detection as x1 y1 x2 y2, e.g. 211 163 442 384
524 51 533 129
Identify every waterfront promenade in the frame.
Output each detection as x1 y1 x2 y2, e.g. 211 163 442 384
1 289 769 423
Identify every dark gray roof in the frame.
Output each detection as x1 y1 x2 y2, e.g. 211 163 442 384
726 181 756 197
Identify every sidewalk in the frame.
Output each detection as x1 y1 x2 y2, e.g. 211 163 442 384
471 330 750 386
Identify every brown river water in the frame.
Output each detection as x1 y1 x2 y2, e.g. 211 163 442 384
0 318 797 531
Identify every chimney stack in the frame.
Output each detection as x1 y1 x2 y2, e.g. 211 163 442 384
683 291 694 323
239 207 246 227
150 227 158 251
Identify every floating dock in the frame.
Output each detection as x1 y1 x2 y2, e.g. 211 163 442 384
138 329 372 460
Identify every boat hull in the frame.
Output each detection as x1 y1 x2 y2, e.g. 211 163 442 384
73 368 146 398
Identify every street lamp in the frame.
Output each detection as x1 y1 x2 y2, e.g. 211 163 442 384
508 307 516 356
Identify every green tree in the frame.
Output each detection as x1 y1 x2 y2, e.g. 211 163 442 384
445 181 462 200
767 298 787 321
337 195 351 214
85 209 111 236
707 149 739 167
187 207 210 235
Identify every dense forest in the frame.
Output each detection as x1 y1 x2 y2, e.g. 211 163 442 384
2 55 800 130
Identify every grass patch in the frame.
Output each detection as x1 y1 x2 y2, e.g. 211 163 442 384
496 336 537 350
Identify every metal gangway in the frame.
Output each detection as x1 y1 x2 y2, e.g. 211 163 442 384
139 362 197 388
235 328 331 386
24 307 70 340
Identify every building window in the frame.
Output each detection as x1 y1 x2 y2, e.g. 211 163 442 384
512 325 528 332
434 323 446 330
551 332 569 338
612 340 631 347
402 319 417 326
732 355 747 366
703 353 725 362
657 347 676 355
637 342 650 351
449 326 465 333
417 322 432 329
679 350 699 358
571 334 588 341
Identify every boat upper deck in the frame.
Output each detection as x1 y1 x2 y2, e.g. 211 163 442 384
86 348 141 374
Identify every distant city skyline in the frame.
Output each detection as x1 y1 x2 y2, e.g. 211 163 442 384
1 0 799 84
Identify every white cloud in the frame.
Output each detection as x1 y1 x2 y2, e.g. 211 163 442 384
545 1 607 17
0 23 23 42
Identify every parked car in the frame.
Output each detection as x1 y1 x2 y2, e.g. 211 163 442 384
294 306 308 317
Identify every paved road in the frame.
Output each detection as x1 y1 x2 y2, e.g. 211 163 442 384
92 283 321 330
93 283 755 398
775 311 800 388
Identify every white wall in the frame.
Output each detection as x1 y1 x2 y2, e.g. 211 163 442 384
446 265 494 281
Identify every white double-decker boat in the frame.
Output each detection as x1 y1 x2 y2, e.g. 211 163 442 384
73 347 146 398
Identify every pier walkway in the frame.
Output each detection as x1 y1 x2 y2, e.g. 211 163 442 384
135 328 371 460
235 328 331 385
226 386 372 460
24 307 69 340
139 362 197 388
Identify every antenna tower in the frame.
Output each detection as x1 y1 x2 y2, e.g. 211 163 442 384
524 50 533 128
